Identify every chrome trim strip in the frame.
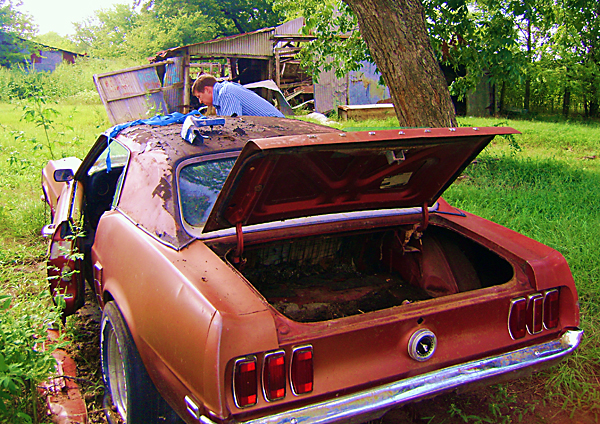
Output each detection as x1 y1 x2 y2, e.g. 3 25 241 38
240 329 582 424
185 395 201 420
196 203 440 241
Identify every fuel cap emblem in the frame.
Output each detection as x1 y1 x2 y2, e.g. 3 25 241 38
408 329 437 361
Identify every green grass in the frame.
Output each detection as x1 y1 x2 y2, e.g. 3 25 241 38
1 103 599 419
0 101 109 422
450 117 600 417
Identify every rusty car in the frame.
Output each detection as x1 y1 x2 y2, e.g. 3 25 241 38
41 115 582 424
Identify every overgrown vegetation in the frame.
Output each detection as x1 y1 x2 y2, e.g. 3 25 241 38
0 70 108 421
0 61 598 421
0 57 141 103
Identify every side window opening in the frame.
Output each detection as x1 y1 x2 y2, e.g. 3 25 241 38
85 141 130 230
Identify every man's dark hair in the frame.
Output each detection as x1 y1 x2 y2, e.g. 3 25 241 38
192 74 217 95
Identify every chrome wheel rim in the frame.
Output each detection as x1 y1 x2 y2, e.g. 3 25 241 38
107 326 128 420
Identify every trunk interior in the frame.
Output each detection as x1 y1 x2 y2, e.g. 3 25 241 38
225 225 514 323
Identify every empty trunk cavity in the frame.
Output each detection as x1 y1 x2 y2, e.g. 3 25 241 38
229 226 514 323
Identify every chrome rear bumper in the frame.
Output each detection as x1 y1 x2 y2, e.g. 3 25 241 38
222 328 582 424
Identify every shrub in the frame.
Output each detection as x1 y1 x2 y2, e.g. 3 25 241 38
0 290 64 423
0 57 142 103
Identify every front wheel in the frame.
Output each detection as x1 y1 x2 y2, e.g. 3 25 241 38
100 301 183 423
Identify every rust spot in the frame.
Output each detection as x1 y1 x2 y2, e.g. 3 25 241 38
152 176 172 201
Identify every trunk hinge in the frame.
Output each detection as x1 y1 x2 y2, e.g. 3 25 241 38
417 202 429 232
233 221 246 266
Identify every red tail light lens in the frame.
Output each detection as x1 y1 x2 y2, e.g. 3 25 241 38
527 293 544 334
543 289 560 329
508 297 527 339
233 357 257 408
509 288 562 340
291 346 313 395
263 351 286 401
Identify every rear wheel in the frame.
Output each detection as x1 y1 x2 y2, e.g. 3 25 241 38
100 301 183 423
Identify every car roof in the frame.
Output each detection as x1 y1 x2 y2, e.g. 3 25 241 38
113 116 340 167
102 116 339 249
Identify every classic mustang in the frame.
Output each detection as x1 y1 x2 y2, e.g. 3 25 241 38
42 115 582 424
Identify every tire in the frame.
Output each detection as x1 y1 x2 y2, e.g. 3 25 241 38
100 301 184 424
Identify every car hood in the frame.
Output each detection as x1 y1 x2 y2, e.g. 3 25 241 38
203 126 519 233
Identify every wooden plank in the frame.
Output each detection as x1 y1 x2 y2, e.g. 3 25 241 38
275 50 281 87
338 104 395 121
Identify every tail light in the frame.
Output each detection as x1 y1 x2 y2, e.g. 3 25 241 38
263 351 286 401
509 289 560 340
233 357 257 408
233 345 314 409
526 293 544 334
544 289 559 329
291 346 313 395
508 297 527 339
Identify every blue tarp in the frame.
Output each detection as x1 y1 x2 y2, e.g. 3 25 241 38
103 111 202 140
102 111 203 172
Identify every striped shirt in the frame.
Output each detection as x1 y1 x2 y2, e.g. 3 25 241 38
212 81 285 118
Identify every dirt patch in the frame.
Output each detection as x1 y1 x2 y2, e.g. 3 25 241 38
379 377 598 424
66 289 106 424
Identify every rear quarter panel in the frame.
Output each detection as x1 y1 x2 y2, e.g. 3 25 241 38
91 210 279 420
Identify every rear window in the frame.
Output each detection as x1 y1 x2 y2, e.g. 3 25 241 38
178 157 236 228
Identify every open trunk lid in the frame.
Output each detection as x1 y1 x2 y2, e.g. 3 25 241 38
203 126 519 233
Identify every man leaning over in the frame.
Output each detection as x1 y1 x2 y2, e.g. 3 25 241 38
192 75 284 118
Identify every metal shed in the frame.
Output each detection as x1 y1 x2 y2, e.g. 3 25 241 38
94 18 315 124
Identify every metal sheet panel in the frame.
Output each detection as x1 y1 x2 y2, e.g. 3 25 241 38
313 66 347 114
163 56 185 113
348 62 390 105
33 50 64 72
188 31 273 58
275 17 304 35
94 64 169 125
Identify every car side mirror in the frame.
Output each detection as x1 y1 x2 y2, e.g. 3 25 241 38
54 169 74 182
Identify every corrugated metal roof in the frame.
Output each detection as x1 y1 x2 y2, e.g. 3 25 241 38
151 20 308 62
188 30 274 58
153 27 275 61
275 17 304 35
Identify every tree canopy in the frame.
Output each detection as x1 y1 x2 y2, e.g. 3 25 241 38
276 0 600 117
140 0 284 36
0 0 36 66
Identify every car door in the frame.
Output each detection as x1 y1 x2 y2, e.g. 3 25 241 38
47 176 85 316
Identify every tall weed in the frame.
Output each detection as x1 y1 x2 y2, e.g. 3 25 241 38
0 260 65 423
0 57 142 104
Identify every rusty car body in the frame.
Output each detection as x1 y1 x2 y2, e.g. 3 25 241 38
42 116 582 424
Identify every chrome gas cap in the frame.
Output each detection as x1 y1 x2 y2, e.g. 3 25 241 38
408 329 437 361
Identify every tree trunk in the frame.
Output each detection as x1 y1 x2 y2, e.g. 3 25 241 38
562 87 571 118
589 82 599 117
524 19 531 111
343 0 457 127
498 81 507 115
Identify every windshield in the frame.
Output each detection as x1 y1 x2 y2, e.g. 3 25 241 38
179 157 236 228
